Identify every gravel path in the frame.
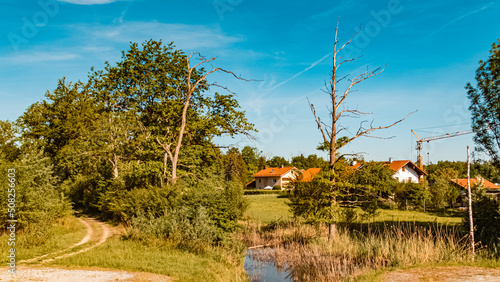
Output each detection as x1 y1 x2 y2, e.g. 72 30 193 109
0 266 170 281
384 266 500 281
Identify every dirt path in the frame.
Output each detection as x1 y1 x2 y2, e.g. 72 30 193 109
19 217 114 264
1 216 172 281
384 266 500 281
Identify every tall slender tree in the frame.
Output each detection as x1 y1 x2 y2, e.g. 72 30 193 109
308 21 413 240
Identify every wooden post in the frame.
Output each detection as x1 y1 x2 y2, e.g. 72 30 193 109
467 146 475 260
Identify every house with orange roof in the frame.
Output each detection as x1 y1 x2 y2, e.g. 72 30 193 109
247 166 322 189
451 177 500 197
249 166 298 189
351 158 427 183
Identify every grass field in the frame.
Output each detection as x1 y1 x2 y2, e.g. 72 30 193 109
243 194 292 224
244 194 463 225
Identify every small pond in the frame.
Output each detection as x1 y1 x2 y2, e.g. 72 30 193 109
244 248 292 282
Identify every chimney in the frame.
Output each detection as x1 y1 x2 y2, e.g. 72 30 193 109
271 169 274 173
389 157 393 164
281 164 284 168
351 160 357 166
265 165 268 169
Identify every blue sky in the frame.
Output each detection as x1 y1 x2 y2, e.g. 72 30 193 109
1 0 499 163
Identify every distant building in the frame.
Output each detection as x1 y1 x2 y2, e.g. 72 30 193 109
246 166 321 189
451 176 500 199
350 158 427 183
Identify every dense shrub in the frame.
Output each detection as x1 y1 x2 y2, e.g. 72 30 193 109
184 179 247 235
0 148 71 230
464 193 500 248
128 206 217 252
61 173 104 212
98 183 181 223
394 182 431 210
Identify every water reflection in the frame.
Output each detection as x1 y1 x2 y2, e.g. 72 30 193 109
244 248 292 282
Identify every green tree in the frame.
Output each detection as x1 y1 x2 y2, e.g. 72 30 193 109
428 167 460 209
394 182 431 210
267 156 291 168
291 154 329 170
0 120 20 162
241 146 261 175
19 79 104 179
289 162 397 223
0 144 71 229
223 147 247 183
467 39 500 167
93 40 255 184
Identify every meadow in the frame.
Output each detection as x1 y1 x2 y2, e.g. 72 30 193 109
243 194 462 225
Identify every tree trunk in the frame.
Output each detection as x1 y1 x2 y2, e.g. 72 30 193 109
110 153 119 179
171 155 178 184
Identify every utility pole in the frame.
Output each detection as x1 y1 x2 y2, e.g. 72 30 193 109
467 146 475 260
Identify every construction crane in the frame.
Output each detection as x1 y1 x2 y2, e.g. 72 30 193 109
411 129 474 170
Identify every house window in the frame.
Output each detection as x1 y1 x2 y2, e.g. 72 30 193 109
274 179 276 183
408 177 411 182
402 167 406 172
259 179 261 183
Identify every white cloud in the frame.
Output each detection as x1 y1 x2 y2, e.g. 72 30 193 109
58 0 122 4
71 21 245 51
2 52 79 64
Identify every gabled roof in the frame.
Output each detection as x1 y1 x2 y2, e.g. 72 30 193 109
383 160 427 176
350 160 427 176
451 178 499 190
351 162 362 170
253 167 296 177
300 168 321 181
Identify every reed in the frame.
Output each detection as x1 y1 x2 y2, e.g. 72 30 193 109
242 220 470 281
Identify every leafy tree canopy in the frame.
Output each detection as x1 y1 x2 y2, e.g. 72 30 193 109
467 39 500 167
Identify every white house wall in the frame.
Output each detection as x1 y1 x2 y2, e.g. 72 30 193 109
392 165 420 183
255 177 280 189
255 170 297 189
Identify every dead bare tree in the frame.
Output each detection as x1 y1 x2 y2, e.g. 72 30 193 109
156 53 252 184
308 21 414 241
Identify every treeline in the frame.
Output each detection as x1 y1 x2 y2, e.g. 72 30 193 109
426 160 500 183
0 40 260 249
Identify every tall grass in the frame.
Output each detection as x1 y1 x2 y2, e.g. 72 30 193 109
241 221 470 281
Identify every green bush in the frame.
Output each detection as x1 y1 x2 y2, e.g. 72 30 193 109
464 193 500 248
0 147 71 230
98 183 181 223
273 185 282 190
394 182 431 210
244 189 283 195
128 206 217 253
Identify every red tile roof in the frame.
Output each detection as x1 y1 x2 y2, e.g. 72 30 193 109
300 168 321 182
253 167 296 177
350 160 427 176
382 160 427 176
451 178 499 190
